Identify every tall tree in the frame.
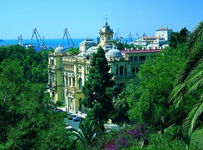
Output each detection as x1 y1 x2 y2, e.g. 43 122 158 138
170 21 203 138
82 46 115 126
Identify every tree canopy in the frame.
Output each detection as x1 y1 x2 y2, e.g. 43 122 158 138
169 27 190 48
0 46 71 149
127 43 190 131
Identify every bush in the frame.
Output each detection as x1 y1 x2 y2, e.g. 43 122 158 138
101 124 147 150
143 133 186 150
56 100 63 107
190 127 203 150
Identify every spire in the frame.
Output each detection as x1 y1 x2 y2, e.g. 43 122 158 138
105 16 108 25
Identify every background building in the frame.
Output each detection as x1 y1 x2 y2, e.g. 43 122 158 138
134 27 173 49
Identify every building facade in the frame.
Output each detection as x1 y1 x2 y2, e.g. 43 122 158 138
47 22 161 113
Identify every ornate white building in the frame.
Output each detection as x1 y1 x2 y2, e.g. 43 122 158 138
47 21 161 113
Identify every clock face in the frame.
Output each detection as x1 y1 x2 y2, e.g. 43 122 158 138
107 36 111 40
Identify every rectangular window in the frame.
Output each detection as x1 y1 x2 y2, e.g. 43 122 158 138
69 77 71 85
134 56 138 61
132 68 135 74
129 56 133 61
66 76 68 84
139 56 146 61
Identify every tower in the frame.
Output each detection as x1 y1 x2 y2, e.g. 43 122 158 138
99 19 114 47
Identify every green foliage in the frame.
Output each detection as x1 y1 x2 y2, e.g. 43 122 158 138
116 42 124 50
140 133 186 150
68 47 79 55
0 45 51 83
82 46 115 125
114 41 137 50
190 127 203 150
68 118 103 149
0 47 72 149
164 125 183 140
127 44 190 131
56 100 63 106
111 86 130 124
169 27 189 48
170 21 203 139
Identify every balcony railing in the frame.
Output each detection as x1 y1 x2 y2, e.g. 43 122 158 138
114 75 132 79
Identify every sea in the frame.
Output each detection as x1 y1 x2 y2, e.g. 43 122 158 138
0 38 85 51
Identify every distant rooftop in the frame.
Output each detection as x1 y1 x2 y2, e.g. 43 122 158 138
156 27 173 31
122 49 161 54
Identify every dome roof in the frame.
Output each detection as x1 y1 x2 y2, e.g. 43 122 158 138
100 22 113 33
106 47 122 59
55 45 66 53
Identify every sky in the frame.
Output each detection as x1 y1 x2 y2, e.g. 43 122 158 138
0 0 203 39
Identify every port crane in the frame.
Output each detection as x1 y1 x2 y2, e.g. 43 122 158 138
114 28 123 43
128 32 133 42
63 28 74 49
31 28 46 49
18 35 23 45
114 28 119 42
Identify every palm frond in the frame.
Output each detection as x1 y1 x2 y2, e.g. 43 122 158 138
68 128 88 146
188 77 203 94
169 82 186 108
186 60 203 93
170 42 203 107
189 21 203 47
68 121 102 148
176 42 203 84
182 94 203 138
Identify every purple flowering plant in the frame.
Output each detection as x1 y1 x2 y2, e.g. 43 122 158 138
103 124 147 150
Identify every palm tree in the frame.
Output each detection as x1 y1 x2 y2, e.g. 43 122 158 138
170 21 203 138
68 119 102 149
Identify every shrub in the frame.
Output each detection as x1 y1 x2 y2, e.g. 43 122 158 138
56 100 63 106
102 124 147 150
190 127 203 150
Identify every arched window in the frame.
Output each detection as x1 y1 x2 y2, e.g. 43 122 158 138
120 66 124 75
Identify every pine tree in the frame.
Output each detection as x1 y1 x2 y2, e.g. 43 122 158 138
82 46 115 125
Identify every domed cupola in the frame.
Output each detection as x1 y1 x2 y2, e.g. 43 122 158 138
100 21 113 33
54 44 66 53
99 20 114 46
106 46 123 59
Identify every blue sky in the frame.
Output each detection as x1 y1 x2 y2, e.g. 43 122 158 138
1 0 203 39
